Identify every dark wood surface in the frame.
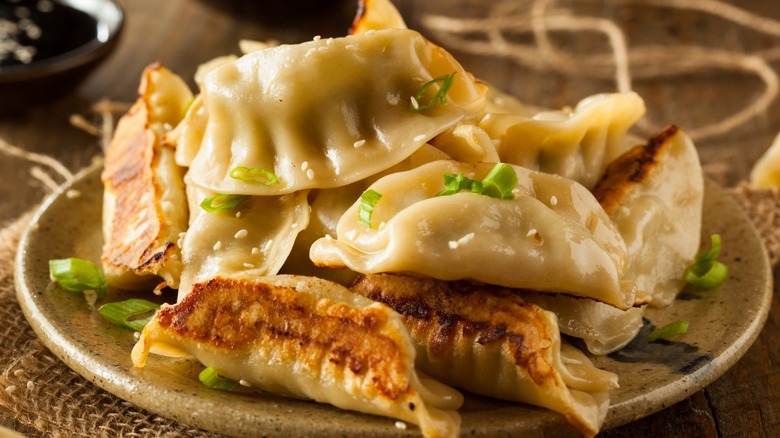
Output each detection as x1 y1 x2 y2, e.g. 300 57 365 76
1 0 779 437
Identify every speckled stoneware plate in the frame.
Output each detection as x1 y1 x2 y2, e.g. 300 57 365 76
15 165 772 437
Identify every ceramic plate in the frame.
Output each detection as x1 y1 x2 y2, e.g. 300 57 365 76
15 166 772 437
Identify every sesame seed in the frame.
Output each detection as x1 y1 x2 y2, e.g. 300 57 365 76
306 169 315 180
457 232 475 245
326 37 334 45
313 35 321 41
395 421 407 430
235 211 242 218
213 240 223 251
235 229 249 239
414 134 426 142
5 385 17 394
366 29 377 35
26 380 34 390
325 234 333 240
134 332 141 341
353 139 366 148
317 46 328 53
526 229 537 237
243 262 255 268
305 48 316 57
13 369 25 378
65 189 81 199
378 221 387 230
301 161 310 171
550 196 558 206
448 241 459 249
291 223 299 229
410 96 420 110
346 44 358 50
251 247 261 255
239 379 252 387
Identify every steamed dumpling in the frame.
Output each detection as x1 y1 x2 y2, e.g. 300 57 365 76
177 180 309 300
351 273 617 438
132 275 463 438
311 160 636 309
592 125 703 306
479 92 646 189
178 28 487 195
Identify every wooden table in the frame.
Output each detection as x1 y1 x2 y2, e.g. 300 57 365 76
1 0 778 436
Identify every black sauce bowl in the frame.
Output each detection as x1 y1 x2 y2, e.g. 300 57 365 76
0 0 124 110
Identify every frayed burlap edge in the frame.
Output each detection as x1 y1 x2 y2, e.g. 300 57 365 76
0 211 224 438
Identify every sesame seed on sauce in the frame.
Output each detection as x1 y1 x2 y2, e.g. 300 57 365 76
213 240 223 251
353 139 366 148
550 195 558 206
410 96 420 110
306 169 315 180
234 229 249 239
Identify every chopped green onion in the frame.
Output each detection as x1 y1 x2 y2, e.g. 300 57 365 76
410 72 456 112
200 194 251 213
229 166 279 186
436 163 518 200
98 299 160 331
684 234 728 290
49 258 107 300
647 320 689 342
359 189 383 228
479 163 519 200
199 367 239 391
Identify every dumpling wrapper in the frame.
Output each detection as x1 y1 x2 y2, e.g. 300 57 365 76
311 160 636 309
101 64 191 291
592 125 703 307
178 28 487 195
280 144 450 286
132 275 463 438
521 292 644 355
177 179 309 301
479 92 646 189
750 130 780 188
350 273 618 438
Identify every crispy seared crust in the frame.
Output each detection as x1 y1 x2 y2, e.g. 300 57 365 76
154 276 414 401
101 64 184 288
592 125 679 211
350 273 556 387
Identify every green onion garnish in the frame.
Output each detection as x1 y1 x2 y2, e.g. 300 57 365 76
48 258 107 300
200 194 251 213
436 163 518 200
647 320 689 342
358 189 383 228
199 367 239 391
684 234 728 290
410 72 456 112
229 166 279 186
183 97 196 117
98 298 160 331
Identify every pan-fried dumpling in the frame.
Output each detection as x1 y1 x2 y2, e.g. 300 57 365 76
178 180 309 300
350 273 617 438
132 275 463 438
311 160 636 309
479 92 645 189
592 125 703 307
521 292 644 355
102 64 192 291
181 28 487 196
350 0 408 34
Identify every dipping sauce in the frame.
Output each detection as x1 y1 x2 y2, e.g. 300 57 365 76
0 0 97 68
